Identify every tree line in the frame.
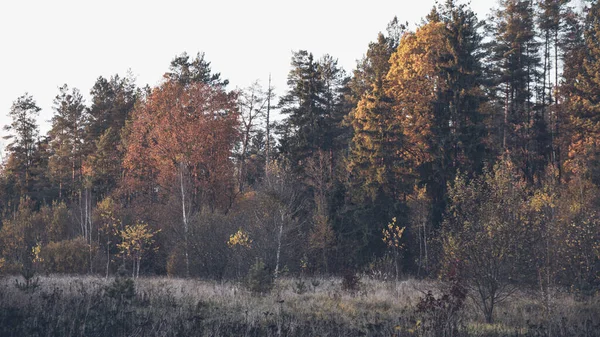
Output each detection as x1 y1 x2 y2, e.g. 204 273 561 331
1 0 599 320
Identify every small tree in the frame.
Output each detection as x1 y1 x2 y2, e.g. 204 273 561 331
97 197 122 278
227 228 252 277
117 221 160 278
442 159 531 323
382 217 405 282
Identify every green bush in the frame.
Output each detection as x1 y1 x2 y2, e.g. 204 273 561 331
105 265 135 301
245 259 273 294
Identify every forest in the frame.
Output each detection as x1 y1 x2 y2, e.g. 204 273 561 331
1 0 600 335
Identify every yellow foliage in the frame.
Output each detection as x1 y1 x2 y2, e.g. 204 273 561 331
117 221 160 258
386 22 448 167
32 243 43 264
529 186 558 214
227 228 252 248
382 217 405 249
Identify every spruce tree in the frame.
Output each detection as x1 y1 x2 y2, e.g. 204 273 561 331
487 0 546 181
278 51 344 170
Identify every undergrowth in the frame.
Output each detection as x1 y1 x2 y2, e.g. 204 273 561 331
0 275 597 336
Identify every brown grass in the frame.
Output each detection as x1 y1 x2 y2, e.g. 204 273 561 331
0 275 598 336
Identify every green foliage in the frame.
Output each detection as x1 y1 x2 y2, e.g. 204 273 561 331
277 50 346 172
246 259 274 294
164 51 228 87
105 265 135 302
2 94 42 201
48 84 87 199
293 278 307 295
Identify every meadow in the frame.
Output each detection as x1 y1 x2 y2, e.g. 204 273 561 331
0 274 598 337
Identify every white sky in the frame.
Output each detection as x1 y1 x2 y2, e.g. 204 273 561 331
0 0 496 155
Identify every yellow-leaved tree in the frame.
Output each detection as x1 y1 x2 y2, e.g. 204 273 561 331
382 217 405 281
96 197 122 278
117 221 160 278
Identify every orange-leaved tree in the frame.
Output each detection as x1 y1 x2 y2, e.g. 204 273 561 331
122 80 239 277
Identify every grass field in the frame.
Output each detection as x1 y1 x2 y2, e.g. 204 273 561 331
0 275 598 336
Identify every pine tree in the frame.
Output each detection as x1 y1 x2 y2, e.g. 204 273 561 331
424 1 487 224
2 94 41 200
48 84 87 200
164 52 228 87
537 0 569 172
87 74 137 143
487 0 546 181
85 74 137 198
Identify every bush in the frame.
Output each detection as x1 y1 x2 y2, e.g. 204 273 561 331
14 264 39 293
415 276 466 337
293 279 307 294
105 265 135 302
341 270 361 295
41 237 94 274
245 259 273 294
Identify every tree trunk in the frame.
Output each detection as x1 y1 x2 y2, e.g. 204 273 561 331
274 210 284 278
106 242 110 279
179 163 190 277
265 74 272 180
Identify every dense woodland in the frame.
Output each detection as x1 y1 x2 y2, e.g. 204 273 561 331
1 0 600 323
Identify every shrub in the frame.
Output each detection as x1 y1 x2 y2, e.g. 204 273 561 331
14 263 39 293
106 264 135 302
245 259 273 294
341 270 361 295
41 237 94 274
415 276 466 337
293 279 307 294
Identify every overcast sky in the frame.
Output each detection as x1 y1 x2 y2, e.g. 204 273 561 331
0 0 499 154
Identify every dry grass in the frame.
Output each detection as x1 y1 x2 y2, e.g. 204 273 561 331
0 275 598 336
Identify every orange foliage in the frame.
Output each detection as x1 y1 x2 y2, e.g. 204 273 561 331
122 81 240 211
386 22 448 167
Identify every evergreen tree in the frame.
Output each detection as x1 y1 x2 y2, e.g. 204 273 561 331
487 0 547 181
164 52 228 87
85 74 137 198
425 1 487 224
566 0 600 184
346 31 401 201
2 94 41 201
278 51 343 170
343 27 409 265
84 127 122 198
48 84 87 200
87 74 136 144
537 0 569 171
